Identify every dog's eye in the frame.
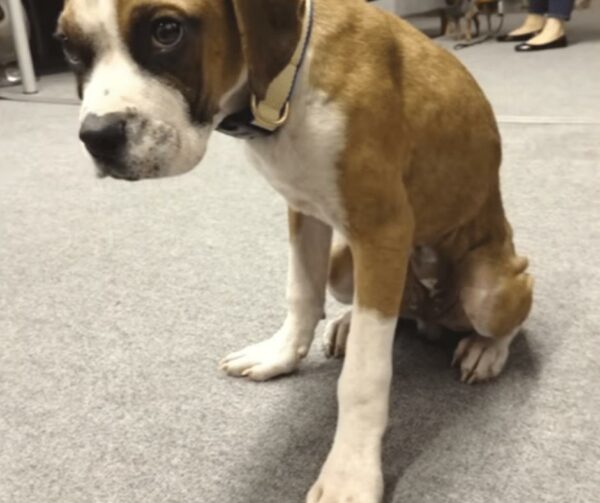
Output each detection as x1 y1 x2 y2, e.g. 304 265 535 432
56 34 83 67
151 17 183 48
63 46 82 66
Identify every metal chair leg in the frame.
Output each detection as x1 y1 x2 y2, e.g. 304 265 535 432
6 0 36 94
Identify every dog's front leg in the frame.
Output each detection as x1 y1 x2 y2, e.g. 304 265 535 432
308 222 413 503
220 209 332 381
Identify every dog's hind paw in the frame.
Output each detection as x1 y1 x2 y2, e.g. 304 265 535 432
452 332 517 384
322 310 351 358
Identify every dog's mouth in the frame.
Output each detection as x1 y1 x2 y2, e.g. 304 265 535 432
93 158 144 182
99 169 141 182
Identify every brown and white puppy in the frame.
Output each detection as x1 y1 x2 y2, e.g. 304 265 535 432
57 1 534 501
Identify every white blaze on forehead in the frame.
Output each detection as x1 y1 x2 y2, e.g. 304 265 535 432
69 0 121 49
68 0 188 120
81 47 195 130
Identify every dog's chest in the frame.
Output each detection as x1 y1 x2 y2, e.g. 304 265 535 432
246 88 348 229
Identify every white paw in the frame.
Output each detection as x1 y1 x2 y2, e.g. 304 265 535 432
322 310 351 358
219 333 307 381
452 333 513 384
306 451 383 503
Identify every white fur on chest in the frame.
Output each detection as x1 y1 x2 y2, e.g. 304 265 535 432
245 77 348 230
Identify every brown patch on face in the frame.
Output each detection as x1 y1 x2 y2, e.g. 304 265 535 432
56 4 96 99
231 0 304 100
117 0 243 124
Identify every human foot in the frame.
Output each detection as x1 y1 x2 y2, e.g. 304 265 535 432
524 17 566 46
509 13 546 37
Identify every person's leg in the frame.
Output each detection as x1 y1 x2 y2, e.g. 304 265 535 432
529 0 551 15
508 0 547 37
549 0 576 20
525 0 574 45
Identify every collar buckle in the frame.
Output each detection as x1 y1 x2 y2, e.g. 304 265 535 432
250 96 291 132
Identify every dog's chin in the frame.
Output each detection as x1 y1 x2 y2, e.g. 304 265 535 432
95 165 142 182
93 159 148 182
93 148 207 182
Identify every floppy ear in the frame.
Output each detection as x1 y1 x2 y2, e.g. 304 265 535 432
231 0 305 100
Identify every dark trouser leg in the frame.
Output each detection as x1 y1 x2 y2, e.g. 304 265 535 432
529 0 549 14
548 0 575 20
530 0 575 20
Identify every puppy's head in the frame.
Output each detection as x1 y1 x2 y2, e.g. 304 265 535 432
57 0 304 181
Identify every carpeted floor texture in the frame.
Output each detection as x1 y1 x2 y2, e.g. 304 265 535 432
1 7 599 503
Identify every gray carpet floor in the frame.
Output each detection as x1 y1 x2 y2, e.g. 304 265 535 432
1 7 600 503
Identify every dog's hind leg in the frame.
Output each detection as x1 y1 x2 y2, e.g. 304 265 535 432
323 241 353 358
452 199 534 383
323 309 352 359
220 209 332 381
328 240 354 305
324 242 443 357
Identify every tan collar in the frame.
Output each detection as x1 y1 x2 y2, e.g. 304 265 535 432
217 0 313 139
249 0 313 132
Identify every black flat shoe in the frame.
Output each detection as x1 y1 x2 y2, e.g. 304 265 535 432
515 35 568 52
496 32 539 42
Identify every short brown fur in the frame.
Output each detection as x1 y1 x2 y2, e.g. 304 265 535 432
309 0 532 330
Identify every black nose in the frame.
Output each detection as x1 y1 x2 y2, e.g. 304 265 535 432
79 113 127 161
